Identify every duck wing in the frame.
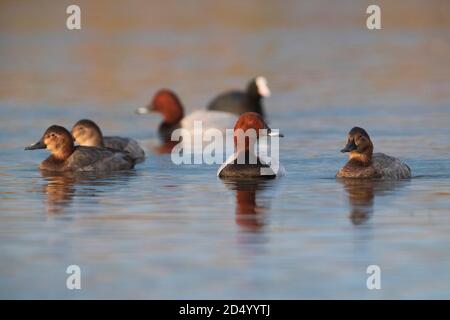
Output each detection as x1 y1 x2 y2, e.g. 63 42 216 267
66 146 135 172
372 153 411 179
104 136 145 163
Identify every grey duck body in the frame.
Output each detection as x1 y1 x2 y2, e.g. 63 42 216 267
104 136 145 163
337 153 411 179
40 146 135 172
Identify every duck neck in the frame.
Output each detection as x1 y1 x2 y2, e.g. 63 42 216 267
52 144 75 161
348 151 372 167
161 103 184 126
94 134 104 147
163 113 183 126
158 122 180 142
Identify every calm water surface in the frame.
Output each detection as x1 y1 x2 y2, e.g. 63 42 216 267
1 1 450 299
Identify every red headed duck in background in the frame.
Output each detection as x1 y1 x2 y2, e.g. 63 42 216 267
136 89 238 144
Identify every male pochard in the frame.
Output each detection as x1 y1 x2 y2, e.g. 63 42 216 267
71 119 145 163
25 125 135 172
337 127 411 179
136 89 238 142
207 77 271 118
217 112 285 179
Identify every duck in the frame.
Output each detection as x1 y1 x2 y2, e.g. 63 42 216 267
71 119 145 163
25 125 135 172
207 76 271 118
217 112 285 179
135 89 238 142
336 127 411 179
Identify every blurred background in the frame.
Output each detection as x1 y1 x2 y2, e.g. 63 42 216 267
0 0 449 299
1 0 449 109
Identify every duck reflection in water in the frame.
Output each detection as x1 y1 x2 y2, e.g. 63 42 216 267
42 172 76 215
338 179 408 225
40 171 135 215
152 139 180 155
223 179 273 232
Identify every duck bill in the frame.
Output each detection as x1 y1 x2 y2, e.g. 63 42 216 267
341 140 357 153
135 104 154 115
25 139 46 150
268 129 284 138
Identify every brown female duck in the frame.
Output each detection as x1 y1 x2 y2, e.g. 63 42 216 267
337 127 411 179
71 119 145 163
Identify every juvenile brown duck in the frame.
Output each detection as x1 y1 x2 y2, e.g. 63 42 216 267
71 119 145 163
337 127 411 179
25 125 135 172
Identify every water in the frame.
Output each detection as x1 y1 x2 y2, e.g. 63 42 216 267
1 0 450 299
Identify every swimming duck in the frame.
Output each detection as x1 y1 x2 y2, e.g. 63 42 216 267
207 77 271 118
25 125 135 172
217 112 284 179
136 89 238 142
71 119 145 163
337 127 411 179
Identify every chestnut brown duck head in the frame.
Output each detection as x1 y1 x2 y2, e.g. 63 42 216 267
25 125 75 160
340 127 374 166
337 127 411 180
135 89 185 141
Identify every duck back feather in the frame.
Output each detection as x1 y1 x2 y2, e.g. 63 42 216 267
337 153 411 179
372 153 411 179
104 136 145 163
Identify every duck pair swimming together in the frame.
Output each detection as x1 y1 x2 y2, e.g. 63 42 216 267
25 120 145 172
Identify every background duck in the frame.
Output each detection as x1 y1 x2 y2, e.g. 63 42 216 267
217 112 284 179
25 125 135 172
135 89 238 142
71 119 145 163
337 127 411 179
207 76 270 118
